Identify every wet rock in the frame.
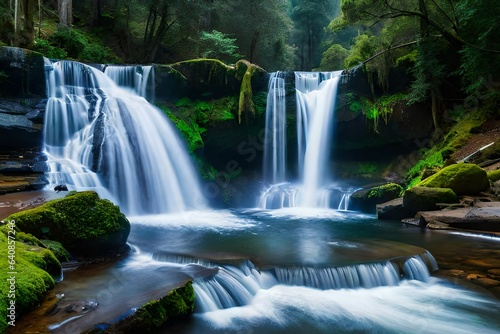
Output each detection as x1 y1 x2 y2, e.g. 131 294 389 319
487 269 500 279
466 273 487 280
377 198 415 220
350 183 403 213
475 278 500 289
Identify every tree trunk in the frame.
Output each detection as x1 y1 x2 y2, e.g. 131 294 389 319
58 0 72 27
250 31 259 64
431 88 442 135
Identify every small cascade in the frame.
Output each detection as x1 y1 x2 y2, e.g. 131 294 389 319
191 252 438 313
258 183 358 211
263 72 287 184
104 65 155 100
258 71 345 210
193 260 277 313
43 60 206 215
275 261 400 289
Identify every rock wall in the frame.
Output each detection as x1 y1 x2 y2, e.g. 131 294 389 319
0 47 48 194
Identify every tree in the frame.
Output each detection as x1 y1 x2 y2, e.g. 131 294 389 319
199 30 242 64
58 0 72 27
332 0 500 133
211 0 295 71
290 0 337 70
318 44 349 70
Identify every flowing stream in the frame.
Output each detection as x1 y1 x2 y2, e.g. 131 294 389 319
13 209 500 333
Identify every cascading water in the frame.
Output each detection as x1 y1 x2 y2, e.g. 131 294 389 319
191 253 438 313
43 60 206 215
259 71 358 209
103 65 154 101
263 72 287 184
296 71 342 207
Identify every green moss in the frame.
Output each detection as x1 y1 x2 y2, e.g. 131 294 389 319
405 108 487 187
367 183 404 199
403 186 458 212
5 191 130 255
41 240 70 262
0 232 57 332
417 163 489 195
487 169 500 183
89 282 195 333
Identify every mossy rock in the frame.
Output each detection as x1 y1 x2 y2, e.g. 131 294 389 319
403 186 458 212
417 163 489 195
86 281 195 333
350 183 404 213
487 169 500 183
5 191 130 256
0 230 59 332
41 239 71 262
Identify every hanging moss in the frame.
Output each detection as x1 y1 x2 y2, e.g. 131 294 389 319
235 60 263 124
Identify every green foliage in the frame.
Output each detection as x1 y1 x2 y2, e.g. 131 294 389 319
344 34 377 68
360 93 408 132
161 96 239 152
160 105 206 153
199 30 242 64
405 108 488 187
32 38 67 59
456 0 500 94
318 44 349 70
43 27 120 63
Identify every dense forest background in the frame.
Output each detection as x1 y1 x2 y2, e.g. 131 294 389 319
1 0 499 128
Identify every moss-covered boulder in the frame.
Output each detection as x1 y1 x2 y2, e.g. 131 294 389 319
86 281 195 333
487 169 500 183
417 163 489 195
350 183 404 213
403 186 459 212
5 191 130 256
0 228 60 332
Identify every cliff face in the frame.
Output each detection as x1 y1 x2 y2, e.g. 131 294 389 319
0 47 48 194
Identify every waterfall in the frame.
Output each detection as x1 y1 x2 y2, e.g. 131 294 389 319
43 60 206 215
263 72 287 184
296 71 342 207
104 65 155 101
259 71 344 209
